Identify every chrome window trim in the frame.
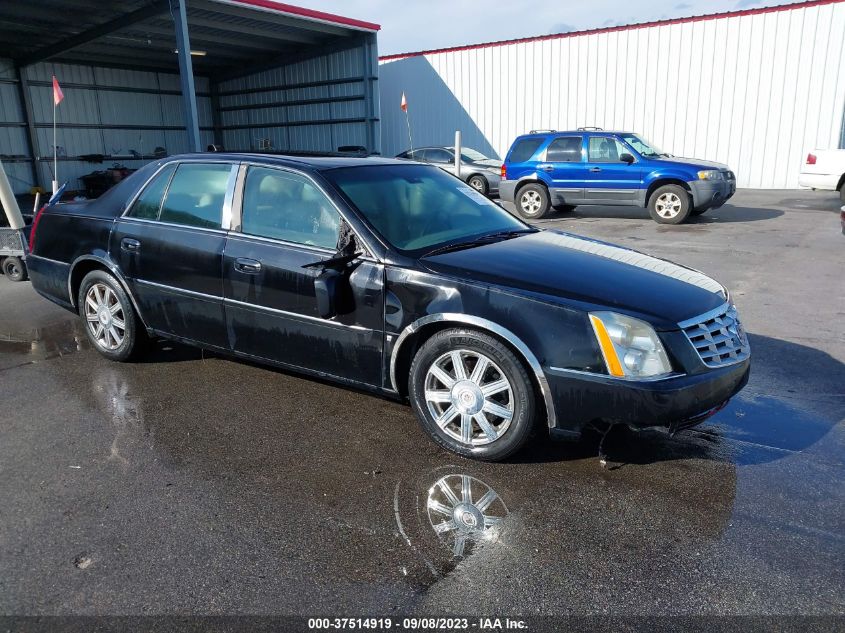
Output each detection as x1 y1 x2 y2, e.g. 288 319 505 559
388 313 557 430
224 231 379 263
224 297 374 332
118 216 228 235
121 160 173 218
234 161 379 260
220 164 239 231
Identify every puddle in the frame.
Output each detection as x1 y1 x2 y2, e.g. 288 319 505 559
0 320 89 366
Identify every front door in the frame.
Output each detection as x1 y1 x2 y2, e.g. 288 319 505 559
222 165 384 386
111 161 237 349
584 136 642 204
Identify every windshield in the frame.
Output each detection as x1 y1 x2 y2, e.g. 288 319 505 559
325 164 529 256
458 148 490 163
620 134 665 158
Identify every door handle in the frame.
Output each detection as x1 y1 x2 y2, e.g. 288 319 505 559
121 238 141 252
537 164 554 172
590 167 602 173
234 258 262 274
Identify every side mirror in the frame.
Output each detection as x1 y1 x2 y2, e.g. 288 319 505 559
314 269 341 319
620 153 635 164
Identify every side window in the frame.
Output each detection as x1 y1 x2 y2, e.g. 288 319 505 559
424 149 452 164
587 137 629 163
508 138 543 163
126 163 176 219
159 163 232 229
546 137 583 163
240 167 341 250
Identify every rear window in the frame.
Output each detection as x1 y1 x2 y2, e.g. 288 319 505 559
507 138 543 163
126 163 176 220
159 163 232 229
546 137 583 162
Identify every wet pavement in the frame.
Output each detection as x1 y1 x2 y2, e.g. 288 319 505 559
0 189 843 618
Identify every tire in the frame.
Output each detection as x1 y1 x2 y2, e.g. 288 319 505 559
690 207 709 216
515 183 550 220
466 175 489 196
2 256 27 282
648 184 691 224
78 270 147 362
553 204 576 213
839 184 845 204
409 328 536 461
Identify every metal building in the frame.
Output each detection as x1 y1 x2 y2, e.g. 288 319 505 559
0 0 380 195
379 0 845 189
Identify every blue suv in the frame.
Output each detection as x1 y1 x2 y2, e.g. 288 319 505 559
499 129 736 224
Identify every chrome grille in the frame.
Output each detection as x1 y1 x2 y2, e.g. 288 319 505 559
681 304 750 368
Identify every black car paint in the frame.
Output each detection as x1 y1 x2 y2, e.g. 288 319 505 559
26 153 749 438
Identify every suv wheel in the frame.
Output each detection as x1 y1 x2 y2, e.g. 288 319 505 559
409 329 536 461
2 256 28 282
467 175 488 196
79 270 147 361
516 184 550 220
648 185 691 224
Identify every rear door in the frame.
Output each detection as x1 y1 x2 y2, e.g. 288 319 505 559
539 135 587 203
111 160 237 349
584 136 642 204
222 165 384 386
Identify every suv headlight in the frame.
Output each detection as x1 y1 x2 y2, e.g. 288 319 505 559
697 170 722 180
589 312 673 379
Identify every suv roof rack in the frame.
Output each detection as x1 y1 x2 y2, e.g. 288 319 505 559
577 126 604 131
529 129 556 134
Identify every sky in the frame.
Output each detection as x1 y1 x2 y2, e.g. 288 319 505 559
292 0 803 56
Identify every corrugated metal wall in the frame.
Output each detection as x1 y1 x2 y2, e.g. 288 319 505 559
216 34 380 155
379 1 845 189
0 58 213 195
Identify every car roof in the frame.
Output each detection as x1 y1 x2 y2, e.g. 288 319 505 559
163 152 409 171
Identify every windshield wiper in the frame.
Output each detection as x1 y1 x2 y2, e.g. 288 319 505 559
423 229 535 257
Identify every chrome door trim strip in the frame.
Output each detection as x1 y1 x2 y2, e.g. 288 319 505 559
118 217 228 235
223 297 374 332
134 278 220 302
220 164 240 231
389 313 557 429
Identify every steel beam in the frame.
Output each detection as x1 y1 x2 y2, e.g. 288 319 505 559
15 66 41 189
172 0 202 152
16 0 169 66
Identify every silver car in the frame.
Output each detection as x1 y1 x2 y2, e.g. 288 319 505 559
396 146 502 196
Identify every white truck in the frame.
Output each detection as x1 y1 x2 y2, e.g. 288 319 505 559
799 149 845 203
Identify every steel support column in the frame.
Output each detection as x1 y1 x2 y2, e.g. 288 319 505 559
15 66 41 190
172 0 202 152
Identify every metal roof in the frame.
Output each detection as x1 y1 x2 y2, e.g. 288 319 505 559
0 0 380 77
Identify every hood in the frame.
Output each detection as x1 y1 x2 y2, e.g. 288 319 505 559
651 156 730 171
421 230 727 328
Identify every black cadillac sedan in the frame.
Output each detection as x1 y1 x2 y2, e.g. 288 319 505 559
26 154 750 461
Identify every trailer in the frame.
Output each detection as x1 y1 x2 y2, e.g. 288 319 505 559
0 160 29 282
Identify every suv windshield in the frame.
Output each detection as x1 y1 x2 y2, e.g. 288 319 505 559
325 164 530 256
620 134 665 158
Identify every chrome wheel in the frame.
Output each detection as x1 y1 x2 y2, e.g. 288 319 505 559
427 474 508 557
655 192 683 218
468 176 485 193
424 349 514 446
519 190 542 215
84 283 126 351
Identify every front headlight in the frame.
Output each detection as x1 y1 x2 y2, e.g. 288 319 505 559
697 170 722 180
589 311 673 379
